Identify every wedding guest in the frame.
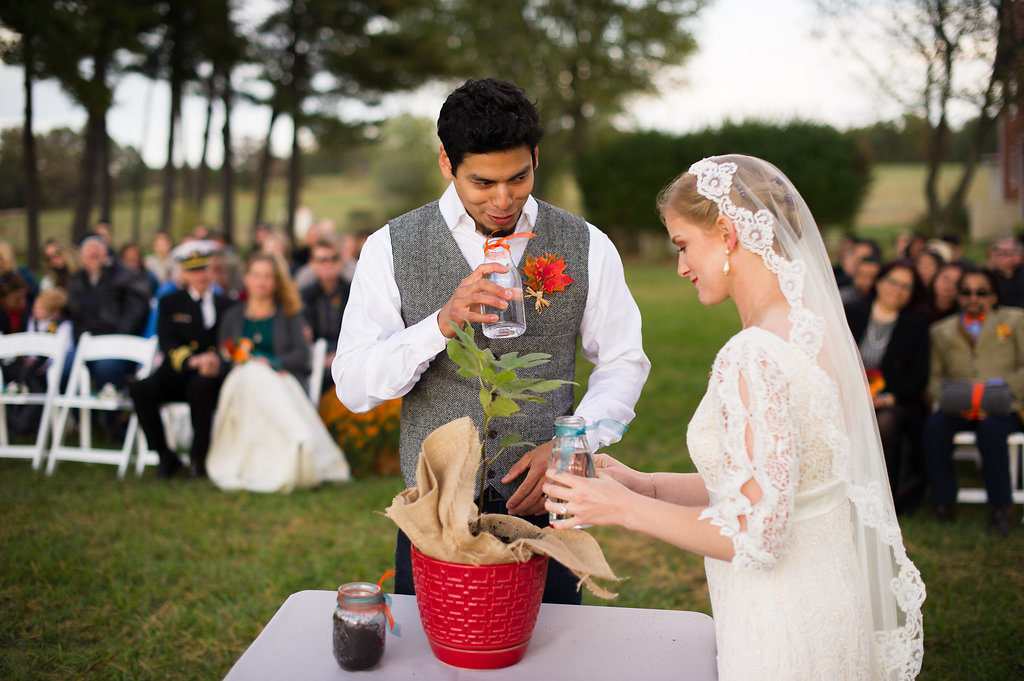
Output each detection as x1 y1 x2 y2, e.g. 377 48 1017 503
926 261 965 322
542 155 924 680
833 237 879 288
838 255 881 306
119 241 159 297
129 243 232 479
64 236 151 391
987 235 1024 307
39 238 79 292
923 267 1023 536
845 260 930 514
7 288 74 436
144 231 176 285
0 271 31 334
205 253 350 492
0 240 38 297
333 77 650 604
300 237 350 395
913 248 944 290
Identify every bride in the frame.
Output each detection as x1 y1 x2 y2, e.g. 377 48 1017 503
207 253 350 493
543 156 925 680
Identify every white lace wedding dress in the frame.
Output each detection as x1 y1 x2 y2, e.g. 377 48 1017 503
687 327 876 680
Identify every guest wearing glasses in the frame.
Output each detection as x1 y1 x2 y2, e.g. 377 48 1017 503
300 237 351 395
845 260 930 514
923 268 1024 536
39 238 79 292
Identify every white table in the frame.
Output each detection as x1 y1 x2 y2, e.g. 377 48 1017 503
224 590 717 680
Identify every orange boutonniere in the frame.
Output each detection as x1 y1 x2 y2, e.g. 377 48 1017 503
866 368 886 399
222 337 254 363
997 323 1012 341
521 252 574 313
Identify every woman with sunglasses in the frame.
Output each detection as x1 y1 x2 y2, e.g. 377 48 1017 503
923 267 1023 536
845 260 930 514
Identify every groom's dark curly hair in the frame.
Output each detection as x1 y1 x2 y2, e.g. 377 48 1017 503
437 77 544 174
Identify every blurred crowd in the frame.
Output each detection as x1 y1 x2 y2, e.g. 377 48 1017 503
834 230 1024 537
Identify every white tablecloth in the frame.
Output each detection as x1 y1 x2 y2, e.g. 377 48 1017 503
224 590 717 680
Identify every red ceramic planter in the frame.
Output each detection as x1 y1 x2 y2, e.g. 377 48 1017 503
410 544 549 669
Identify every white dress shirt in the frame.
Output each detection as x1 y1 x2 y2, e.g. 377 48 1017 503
332 183 650 450
187 286 217 329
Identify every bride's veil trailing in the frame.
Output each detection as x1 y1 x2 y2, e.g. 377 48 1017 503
687 155 925 680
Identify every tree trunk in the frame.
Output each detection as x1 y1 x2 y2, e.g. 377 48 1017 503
99 116 112 225
72 53 109 241
131 80 155 242
286 115 300 245
220 68 235 246
195 76 215 214
22 33 40 270
160 76 181 233
253 107 279 229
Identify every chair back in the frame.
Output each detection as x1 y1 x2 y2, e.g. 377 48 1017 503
309 338 327 406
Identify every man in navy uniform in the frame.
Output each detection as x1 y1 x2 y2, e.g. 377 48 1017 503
129 242 233 478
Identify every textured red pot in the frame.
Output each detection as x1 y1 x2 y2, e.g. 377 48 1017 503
410 544 548 669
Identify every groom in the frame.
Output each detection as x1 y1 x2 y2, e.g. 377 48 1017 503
332 77 649 603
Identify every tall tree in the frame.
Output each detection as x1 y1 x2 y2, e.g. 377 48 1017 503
425 1 705 167
253 0 442 242
0 5 58 269
819 0 1024 236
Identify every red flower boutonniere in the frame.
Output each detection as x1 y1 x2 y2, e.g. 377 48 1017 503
997 323 1012 341
521 252 574 313
222 337 254 363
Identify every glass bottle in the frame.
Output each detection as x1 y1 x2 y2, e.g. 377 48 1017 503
547 415 595 527
482 238 526 339
333 582 387 671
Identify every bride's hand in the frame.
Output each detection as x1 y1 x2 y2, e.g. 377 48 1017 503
594 453 650 495
543 471 633 529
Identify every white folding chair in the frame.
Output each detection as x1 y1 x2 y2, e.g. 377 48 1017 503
308 338 328 406
47 333 158 478
952 430 1024 519
0 332 70 469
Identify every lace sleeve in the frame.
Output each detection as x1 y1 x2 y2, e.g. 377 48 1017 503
699 335 798 570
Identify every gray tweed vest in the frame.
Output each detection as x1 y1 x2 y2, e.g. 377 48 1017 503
391 200 589 498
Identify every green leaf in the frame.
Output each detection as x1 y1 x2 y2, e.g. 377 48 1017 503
498 433 522 447
479 387 493 410
489 396 520 417
493 369 516 386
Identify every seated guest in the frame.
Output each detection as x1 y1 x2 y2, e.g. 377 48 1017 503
144 231 176 285
845 260 930 514
8 288 74 435
206 254 350 492
300 237 351 395
913 248 944 290
39 238 79 292
0 239 39 298
0 271 31 334
64 235 151 392
833 237 880 288
119 241 159 297
923 267 1024 536
839 255 881 306
129 243 232 478
987 235 1024 308
927 261 965 322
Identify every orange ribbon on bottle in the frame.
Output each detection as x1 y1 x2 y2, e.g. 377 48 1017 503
376 569 398 633
483 232 535 254
962 382 987 420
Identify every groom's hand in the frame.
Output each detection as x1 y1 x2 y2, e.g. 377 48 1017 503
437 263 512 338
504 440 554 516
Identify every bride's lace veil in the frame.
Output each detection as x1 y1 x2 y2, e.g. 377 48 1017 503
672 155 925 679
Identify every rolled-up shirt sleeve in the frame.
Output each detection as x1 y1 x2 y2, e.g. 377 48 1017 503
332 226 449 412
575 225 651 450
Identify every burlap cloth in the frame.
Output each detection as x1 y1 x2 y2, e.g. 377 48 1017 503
385 417 619 599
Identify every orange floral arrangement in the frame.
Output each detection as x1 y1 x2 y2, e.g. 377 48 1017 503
319 392 401 476
521 252 574 313
997 323 1012 341
866 368 886 399
221 337 254 363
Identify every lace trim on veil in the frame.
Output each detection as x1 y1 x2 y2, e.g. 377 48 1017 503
689 158 925 680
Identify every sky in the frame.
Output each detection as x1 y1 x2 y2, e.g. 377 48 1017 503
0 0 911 168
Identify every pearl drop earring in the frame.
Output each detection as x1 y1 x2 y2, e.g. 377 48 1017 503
723 248 731 276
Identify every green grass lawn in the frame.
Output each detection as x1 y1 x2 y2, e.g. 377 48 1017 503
2 266 1023 680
